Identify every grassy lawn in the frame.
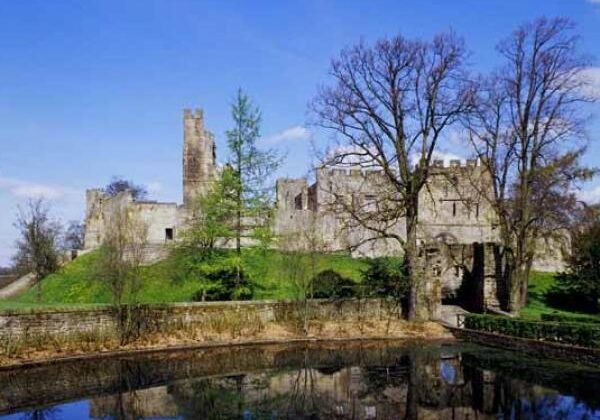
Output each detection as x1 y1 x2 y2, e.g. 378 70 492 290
520 271 600 321
0 249 367 310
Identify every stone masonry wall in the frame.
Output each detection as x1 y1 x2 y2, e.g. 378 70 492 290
0 299 398 342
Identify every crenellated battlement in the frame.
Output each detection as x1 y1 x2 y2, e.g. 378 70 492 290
318 158 482 180
430 158 480 169
183 108 204 122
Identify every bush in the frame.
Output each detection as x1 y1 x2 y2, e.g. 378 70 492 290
540 313 600 324
464 314 600 348
547 281 598 314
193 267 254 301
360 257 408 299
547 216 600 314
312 269 356 299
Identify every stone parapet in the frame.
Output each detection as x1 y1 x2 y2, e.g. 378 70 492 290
0 299 400 342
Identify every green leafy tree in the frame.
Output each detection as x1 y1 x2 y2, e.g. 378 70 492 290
549 209 600 313
182 167 237 252
360 257 409 300
226 89 282 257
311 269 356 299
173 168 238 300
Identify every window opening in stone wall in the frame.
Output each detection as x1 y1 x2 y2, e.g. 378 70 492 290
165 228 174 241
294 193 303 210
475 203 480 218
452 202 457 217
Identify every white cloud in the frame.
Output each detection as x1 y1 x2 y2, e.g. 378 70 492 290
325 145 378 167
146 181 162 194
430 151 464 164
578 185 600 204
262 125 311 145
0 175 84 266
580 67 600 99
409 151 466 166
587 0 600 4
0 176 75 200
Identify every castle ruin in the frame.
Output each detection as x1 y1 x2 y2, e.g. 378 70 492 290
85 109 215 258
84 108 563 315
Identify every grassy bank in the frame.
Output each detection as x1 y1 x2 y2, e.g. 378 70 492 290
521 272 600 321
0 249 367 309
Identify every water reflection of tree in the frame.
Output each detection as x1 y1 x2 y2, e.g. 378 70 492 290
18 408 60 420
163 374 252 419
12 342 600 419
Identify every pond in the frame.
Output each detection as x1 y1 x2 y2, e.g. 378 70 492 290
1 340 600 419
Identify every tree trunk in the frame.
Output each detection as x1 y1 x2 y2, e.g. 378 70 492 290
235 159 242 286
508 261 530 315
404 353 418 420
405 195 421 321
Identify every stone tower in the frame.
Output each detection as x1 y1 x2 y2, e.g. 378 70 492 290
182 108 216 208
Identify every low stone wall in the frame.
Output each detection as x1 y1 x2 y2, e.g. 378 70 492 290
450 326 600 366
0 299 400 341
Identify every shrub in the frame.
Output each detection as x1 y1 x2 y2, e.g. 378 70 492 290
464 314 600 348
547 216 600 314
193 266 254 301
360 257 408 299
547 282 598 314
312 269 356 299
540 313 600 324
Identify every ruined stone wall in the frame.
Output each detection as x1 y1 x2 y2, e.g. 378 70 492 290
83 189 182 252
0 299 396 342
182 108 216 208
274 160 499 258
84 189 134 249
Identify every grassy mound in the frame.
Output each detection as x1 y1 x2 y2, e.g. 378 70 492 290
521 271 600 321
0 249 367 309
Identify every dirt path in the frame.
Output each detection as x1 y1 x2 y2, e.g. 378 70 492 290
0 273 35 298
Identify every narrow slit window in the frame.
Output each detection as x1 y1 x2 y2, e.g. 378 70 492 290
294 193 303 210
452 202 457 217
475 203 480 218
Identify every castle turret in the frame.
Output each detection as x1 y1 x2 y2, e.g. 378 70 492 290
182 108 216 208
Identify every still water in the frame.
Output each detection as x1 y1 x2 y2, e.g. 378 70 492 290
1 340 600 419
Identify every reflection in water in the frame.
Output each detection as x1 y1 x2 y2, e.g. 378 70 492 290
2 341 600 419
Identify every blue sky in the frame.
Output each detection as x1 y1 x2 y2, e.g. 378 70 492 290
0 0 599 265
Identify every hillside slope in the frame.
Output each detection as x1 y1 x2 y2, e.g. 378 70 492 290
0 249 367 309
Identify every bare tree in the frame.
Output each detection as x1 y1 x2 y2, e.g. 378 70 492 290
12 199 63 301
95 206 148 343
311 32 473 319
466 17 595 312
64 220 85 250
105 176 148 201
97 207 148 306
278 212 326 333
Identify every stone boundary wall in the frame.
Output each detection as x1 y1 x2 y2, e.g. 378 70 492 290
0 299 400 341
449 326 600 366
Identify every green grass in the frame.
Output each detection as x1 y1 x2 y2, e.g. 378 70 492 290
0 249 367 310
520 271 600 321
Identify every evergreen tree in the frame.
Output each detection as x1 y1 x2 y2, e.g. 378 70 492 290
226 89 282 256
550 210 600 313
